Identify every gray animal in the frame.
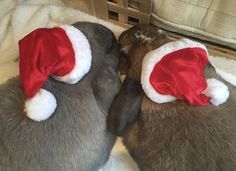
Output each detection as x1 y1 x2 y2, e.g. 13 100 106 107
108 24 236 171
0 22 121 171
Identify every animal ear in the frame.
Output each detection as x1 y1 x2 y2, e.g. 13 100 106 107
92 65 121 113
107 76 144 136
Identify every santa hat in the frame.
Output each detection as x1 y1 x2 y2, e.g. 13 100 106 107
19 25 92 121
141 38 229 106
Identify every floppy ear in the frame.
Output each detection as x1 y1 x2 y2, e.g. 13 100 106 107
92 65 121 113
108 76 144 136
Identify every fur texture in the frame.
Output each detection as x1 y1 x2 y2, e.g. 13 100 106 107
108 24 236 171
0 22 121 171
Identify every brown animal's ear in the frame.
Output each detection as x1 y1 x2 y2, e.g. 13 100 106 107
107 76 144 136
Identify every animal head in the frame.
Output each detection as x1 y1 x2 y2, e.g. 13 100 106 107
19 23 119 122
108 24 230 135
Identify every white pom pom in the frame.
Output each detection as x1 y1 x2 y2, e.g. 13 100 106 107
25 89 57 121
203 78 230 106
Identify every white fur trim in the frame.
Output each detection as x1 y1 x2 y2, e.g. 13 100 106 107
53 25 92 84
203 78 230 106
141 38 208 103
25 89 57 121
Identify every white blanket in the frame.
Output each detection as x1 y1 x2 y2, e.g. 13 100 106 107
0 1 235 171
0 0 125 83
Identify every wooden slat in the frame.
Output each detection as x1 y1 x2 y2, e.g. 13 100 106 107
118 0 128 8
135 0 152 13
93 0 108 20
107 1 150 23
119 14 128 23
108 19 131 28
63 0 96 15
92 0 152 26
117 0 128 23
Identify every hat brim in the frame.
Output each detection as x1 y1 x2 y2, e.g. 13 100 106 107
53 25 92 84
141 38 208 103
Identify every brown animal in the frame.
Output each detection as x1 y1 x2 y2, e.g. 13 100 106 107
108 24 236 171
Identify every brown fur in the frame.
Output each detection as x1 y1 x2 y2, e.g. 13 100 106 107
108 24 236 171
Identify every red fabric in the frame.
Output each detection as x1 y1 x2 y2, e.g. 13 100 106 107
150 47 210 105
19 27 75 98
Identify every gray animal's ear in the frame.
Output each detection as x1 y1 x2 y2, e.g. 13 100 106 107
108 77 144 136
92 66 121 113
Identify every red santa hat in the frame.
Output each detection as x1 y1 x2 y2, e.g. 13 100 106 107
19 25 92 121
141 38 229 106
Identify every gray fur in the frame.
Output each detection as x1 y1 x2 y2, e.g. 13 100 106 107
0 22 121 171
108 24 236 171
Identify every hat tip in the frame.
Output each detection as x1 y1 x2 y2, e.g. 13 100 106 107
25 89 57 121
203 78 230 106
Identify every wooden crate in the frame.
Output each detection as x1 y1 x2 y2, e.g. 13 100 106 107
93 0 152 27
